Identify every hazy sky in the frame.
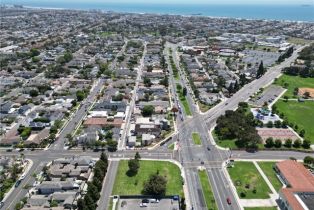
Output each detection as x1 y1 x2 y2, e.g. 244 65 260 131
6 0 314 5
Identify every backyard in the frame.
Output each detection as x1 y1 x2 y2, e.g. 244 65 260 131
228 162 271 199
112 160 183 196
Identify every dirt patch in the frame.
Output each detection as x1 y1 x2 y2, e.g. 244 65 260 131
298 88 314 98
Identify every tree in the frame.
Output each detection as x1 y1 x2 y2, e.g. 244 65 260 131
274 120 282 128
128 159 140 176
135 152 141 160
265 137 274 148
302 139 311 149
142 105 154 117
284 139 292 148
143 173 167 196
304 156 314 165
274 139 282 148
293 139 301 148
266 121 273 128
100 152 108 163
107 140 118 152
30 48 40 57
76 90 85 101
182 87 187 96
87 182 100 202
171 106 178 116
256 61 265 78
283 96 289 102
299 129 305 137
29 89 39 97
77 198 86 210
143 77 152 87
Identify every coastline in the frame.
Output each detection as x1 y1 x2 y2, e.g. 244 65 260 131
4 3 314 23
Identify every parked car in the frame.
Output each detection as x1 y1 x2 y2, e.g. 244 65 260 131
0 201 4 209
15 180 21 188
149 199 159 203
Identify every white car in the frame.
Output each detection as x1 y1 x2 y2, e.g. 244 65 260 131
139 203 148 207
149 199 159 203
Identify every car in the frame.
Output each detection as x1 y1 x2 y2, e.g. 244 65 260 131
207 146 211 151
6 149 12 152
0 201 4 209
139 203 148 207
149 199 159 203
226 197 231 205
142 199 149 204
225 103 228 105
201 161 204 165
20 174 25 180
15 180 21 188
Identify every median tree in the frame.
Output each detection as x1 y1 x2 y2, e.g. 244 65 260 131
182 87 187 96
256 61 265 78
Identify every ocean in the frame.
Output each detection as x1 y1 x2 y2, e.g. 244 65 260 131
2 1 314 22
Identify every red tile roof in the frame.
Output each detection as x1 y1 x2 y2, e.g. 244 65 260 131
83 117 123 127
277 160 314 210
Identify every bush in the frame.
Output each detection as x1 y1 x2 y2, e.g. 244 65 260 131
265 137 274 148
302 140 311 149
274 139 282 148
293 139 301 148
240 192 246 198
284 139 292 148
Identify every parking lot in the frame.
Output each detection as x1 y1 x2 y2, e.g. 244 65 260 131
117 198 180 210
249 85 285 107
242 50 280 67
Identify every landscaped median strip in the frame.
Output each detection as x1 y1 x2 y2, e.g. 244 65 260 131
192 132 202 145
198 170 218 210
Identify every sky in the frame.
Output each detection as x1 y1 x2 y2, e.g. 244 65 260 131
4 0 314 5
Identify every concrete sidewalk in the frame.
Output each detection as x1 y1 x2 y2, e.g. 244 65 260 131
240 198 277 207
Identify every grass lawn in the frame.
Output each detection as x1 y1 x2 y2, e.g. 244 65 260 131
275 100 314 143
212 130 263 149
198 101 212 112
179 95 192 116
287 37 313 45
112 160 183 196
257 162 283 192
192 132 202 145
198 170 218 210
228 162 271 199
274 75 314 98
244 207 277 210
168 143 175 150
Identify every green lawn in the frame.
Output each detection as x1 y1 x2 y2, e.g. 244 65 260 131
257 162 283 192
168 143 175 150
112 160 183 196
274 75 314 98
212 130 263 149
192 132 202 145
275 100 314 143
244 207 277 210
228 162 271 199
198 170 218 210
287 37 313 45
